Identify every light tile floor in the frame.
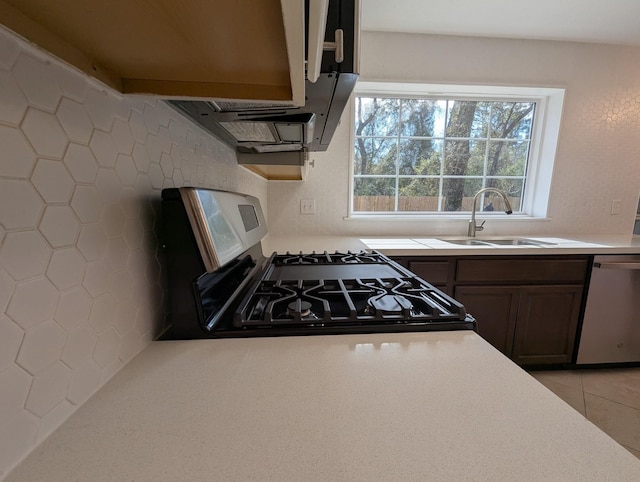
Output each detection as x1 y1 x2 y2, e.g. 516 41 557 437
528 368 640 459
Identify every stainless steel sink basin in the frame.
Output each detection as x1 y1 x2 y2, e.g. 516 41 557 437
484 238 554 246
437 239 493 246
437 237 556 247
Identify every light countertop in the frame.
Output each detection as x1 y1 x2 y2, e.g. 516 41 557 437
7 331 640 481
263 234 640 256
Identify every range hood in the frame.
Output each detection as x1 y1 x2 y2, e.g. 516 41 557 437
167 0 359 164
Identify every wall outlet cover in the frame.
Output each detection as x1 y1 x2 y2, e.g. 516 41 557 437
300 198 316 214
611 199 622 215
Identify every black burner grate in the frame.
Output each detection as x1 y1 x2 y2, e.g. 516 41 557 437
274 250 387 265
234 277 467 327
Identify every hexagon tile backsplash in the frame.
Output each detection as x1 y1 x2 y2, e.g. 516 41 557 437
0 26 267 477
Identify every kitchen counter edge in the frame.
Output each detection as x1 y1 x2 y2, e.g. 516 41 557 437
263 234 640 256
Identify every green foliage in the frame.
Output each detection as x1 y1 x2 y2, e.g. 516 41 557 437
353 97 534 212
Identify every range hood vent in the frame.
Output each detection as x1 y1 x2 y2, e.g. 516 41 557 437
213 100 295 112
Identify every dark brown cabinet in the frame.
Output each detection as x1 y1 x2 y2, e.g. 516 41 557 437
510 285 583 365
396 255 590 365
454 284 583 364
453 285 519 356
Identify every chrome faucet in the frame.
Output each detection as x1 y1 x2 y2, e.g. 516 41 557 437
468 188 513 237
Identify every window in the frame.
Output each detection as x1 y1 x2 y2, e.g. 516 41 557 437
350 83 564 218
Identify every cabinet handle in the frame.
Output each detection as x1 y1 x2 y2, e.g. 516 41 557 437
324 29 344 63
594 262 640 270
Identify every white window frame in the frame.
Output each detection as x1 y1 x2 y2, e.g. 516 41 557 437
348 82 565 219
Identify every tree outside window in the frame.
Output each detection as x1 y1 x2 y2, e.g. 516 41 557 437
353 96 535 213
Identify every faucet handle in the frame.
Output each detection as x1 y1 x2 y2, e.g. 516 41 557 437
476 220 486 232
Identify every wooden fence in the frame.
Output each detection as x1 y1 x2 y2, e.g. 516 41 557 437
353 196 516 212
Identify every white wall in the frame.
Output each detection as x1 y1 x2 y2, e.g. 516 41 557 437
0 27 266 477
268 32 640 237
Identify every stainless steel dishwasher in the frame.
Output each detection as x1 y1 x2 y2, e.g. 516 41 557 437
576 255 640 364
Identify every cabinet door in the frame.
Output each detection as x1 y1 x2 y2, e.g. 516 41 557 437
511 285 583 365
454 286 519 356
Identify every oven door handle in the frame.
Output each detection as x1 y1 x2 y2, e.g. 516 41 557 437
205 260 267 331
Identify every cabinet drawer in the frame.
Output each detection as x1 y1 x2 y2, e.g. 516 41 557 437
408 261 450 284
456 258 588 283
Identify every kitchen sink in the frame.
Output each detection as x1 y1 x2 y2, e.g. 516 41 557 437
484 238 555 246
437 239 493 246
437 237 556 247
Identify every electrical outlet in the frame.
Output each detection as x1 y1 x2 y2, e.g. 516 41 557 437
300 198 316 214
611 199 622 215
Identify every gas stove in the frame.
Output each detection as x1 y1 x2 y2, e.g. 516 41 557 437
231 251 474 334
159 188 475 339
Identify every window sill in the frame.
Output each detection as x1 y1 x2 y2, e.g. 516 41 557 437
344 214 551 222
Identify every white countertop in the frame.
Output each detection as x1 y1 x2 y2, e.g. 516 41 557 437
7 332 640 481
263 234 640 256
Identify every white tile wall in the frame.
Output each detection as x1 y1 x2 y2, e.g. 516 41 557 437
0 25 267 477
268 32 640 238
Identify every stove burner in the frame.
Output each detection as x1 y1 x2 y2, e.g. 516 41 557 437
287 299 312 317
367 294 413 315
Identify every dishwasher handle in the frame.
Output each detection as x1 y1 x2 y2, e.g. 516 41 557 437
594 261 640 270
